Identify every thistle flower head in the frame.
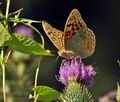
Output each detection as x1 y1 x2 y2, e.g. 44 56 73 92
59 57 81 85
12 24 34 37
80 64 96 86
59 56 96 87
59 81 95 102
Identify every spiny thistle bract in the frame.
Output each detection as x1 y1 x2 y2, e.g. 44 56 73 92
59 81 94 102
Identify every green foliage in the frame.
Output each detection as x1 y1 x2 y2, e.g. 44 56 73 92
0 1 57 102
0 6 50 56
0 0 52 56
116 83 120 102
0 23 11 47
33 86 60 102
59 81 94 102
9 33 52 56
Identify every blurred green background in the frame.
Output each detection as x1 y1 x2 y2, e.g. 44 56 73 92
0 0 120 101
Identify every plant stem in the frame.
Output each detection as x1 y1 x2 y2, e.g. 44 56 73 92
34 58 41 102
5 0 10 28
23 23 44 47
1 49 6 102
1 0 11 102
34 67 39 89
4 50 12 63
34 67 39 102
2 62 6 102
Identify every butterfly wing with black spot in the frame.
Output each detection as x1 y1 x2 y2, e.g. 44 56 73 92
64 9 96 58
64 9 87 44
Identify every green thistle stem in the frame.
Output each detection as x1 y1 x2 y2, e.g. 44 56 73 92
1 0 11 102
1 48 6 102
4 50 12 63
2 62 6 102
34 67 39 102
5 0 10 28
23 23 45 47
34 57 41 102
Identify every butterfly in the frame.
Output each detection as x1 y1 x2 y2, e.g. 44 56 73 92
42 9 96 59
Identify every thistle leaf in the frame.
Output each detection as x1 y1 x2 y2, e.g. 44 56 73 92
10 33 52 56
33 86 60 102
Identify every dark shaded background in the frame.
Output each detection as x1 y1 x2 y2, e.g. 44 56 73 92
1 0 120 101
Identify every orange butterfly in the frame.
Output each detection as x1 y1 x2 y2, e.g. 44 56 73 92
42 9 96 59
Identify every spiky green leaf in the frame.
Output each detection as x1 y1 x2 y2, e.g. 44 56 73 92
10 33 52 56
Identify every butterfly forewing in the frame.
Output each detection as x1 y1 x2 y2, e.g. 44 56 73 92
64 9 87 44
42 20 65 51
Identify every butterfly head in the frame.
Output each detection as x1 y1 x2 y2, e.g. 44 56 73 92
58 49 75 59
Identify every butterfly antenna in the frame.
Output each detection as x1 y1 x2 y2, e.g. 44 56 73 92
39 20 44 23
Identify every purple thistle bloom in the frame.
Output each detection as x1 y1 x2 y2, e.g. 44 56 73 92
59 56 96 86
59 57 81 85
12 24 34 37
80 65 96 87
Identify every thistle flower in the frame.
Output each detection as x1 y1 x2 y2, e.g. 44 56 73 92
12 24 34 37
59 56 96 87
80 64 96 87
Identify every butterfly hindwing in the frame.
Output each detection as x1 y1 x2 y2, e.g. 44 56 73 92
66 27 96 59
42 20 65 51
